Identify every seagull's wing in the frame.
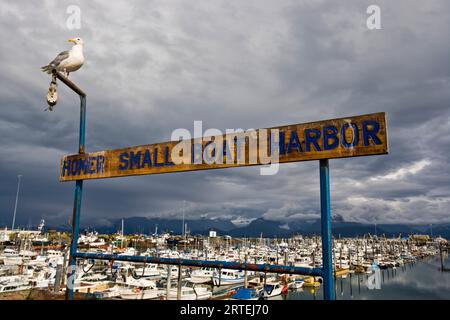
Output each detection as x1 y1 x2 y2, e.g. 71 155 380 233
41 50 70 73
49 50 70 68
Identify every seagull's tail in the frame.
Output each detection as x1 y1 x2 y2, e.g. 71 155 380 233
40 65 53 74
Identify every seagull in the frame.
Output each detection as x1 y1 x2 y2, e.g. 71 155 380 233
41 37 85 77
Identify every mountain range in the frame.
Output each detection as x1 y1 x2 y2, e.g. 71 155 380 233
49 216 450 239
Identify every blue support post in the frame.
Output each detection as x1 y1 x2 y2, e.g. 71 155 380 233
65 95 86 300
79 96 86 153
320 159 335 300
73 252 323 276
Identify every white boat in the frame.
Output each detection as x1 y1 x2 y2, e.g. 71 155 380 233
288 277 304 290
2 248 19 256
0 281 31 293
168 282 212 300
0 276 31 293
159 265 181 279
30 269 56 289
19 250 37 258
2 256 23 266
189 267 216 284
119 287 163 300
294 256 313 268
117 278 164 300
259 282 285 298
212 269 245 286
133 264 161 279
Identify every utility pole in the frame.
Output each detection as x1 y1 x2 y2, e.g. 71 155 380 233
12 175 22 230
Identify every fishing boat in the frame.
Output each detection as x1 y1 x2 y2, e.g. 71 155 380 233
2 256 23 266
259 282 285 298
118 279 164 300
212 269 245 286
229 287 261 300
133 264 161 279
0 280 31 293
287 277 305 290
189 267 217 284
168 281 212 300
159 265 181 279
293 256 313 268
0 275 31 293
119 286 163 300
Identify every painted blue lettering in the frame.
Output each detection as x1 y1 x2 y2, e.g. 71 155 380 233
119 152 129 171
142 150 152 168
96 156 105 173
62 160 71 176
88 157 96 173
164 147 174 166
341 123 359 148
78 158 86 175
287 130 302 154
362 120 382 146
279 131 286 155
129 151 142 169
153 148 163 167
305 128 321 152
323 126 339 150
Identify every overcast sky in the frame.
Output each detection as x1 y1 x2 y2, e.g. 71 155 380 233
0 0 449 229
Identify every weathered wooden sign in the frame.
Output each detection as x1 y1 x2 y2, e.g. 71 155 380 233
60 112 388 182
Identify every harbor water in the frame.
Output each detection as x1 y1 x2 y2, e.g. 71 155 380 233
284 256 450 300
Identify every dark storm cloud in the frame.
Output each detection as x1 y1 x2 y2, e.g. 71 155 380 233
0 0 449 228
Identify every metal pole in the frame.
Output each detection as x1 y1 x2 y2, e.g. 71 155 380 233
166 265 172 300
320 159 335 300
244 254 248 288
11 175 22 230
73 252 322 276
65 94 86 300
177 264 182 300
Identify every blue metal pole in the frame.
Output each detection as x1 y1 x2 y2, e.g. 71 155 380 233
65 95 86 300
65 180 83 299
73 252 323 276
78 96 86 153
320 159 335 300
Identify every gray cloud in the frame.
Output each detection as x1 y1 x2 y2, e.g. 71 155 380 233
0 0 449 228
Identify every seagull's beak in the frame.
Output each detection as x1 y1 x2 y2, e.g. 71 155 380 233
68 38 77 43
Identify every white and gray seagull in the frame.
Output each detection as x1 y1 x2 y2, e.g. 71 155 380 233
41 37 85 77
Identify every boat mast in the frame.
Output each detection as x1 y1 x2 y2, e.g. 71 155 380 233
182 200 185 238
11 174 22 230
121 219 124 248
